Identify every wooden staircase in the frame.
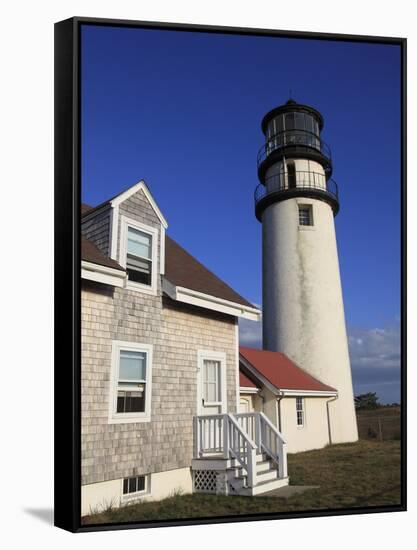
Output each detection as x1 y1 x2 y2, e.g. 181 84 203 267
192 412 289 496
228 451 288 496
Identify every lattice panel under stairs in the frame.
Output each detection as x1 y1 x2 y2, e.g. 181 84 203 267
193 470 217 493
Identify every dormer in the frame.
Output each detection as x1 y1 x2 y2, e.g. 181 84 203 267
81 180 167 296
81 180 261 321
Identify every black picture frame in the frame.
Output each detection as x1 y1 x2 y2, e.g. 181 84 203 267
54 16 407 533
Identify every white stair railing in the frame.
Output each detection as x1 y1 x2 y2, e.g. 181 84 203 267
259 412 288 478
234 412 260 447
226 413 257 487
194 414 224 457
194 412 288 484
235 412 288 479
194 414 258 487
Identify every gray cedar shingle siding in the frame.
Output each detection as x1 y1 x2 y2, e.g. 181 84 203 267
81 284 237 485
81 207 111 256
81 188 238 486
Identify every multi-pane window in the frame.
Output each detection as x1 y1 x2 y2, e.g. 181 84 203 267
203 359 221 404
110 341 152 423
123 475 146 495
126 226 153 286
266 113 321 151
268 113 319 136
296 397 305 427
299 205 313 226
116 349 147 413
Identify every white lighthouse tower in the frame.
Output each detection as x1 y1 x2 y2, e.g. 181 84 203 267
255 99 358 444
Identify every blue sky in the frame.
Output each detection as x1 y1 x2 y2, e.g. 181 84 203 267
81 24 401 403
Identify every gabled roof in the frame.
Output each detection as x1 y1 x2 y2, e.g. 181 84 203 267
81 235 124 271
81 180 168 228
239 346 337 394
81 202 257 312
239 370 259 389
165 236 254 309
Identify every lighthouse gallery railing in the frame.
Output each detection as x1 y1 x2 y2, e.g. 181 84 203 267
254 171 339 207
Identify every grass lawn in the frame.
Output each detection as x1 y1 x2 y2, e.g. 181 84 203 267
82 439 402 525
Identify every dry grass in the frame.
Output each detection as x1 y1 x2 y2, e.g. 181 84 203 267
82 439 402 526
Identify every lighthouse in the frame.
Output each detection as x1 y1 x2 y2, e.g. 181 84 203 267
255 99 358 444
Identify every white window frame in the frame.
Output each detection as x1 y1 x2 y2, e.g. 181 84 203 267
119 215 158 295
296 396 305 428
197 350 227 415
121 474 151 503
108 340 153 424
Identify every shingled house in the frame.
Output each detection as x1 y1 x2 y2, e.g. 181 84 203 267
81 180 340 515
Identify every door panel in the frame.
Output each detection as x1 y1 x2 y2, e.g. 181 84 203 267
198 354 226 453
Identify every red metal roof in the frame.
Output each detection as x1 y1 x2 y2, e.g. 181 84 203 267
239 346 336 393
239 370 259 388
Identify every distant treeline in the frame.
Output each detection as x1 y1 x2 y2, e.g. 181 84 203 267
354 392 400 411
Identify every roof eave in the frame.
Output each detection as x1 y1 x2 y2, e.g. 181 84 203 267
279 388 338 397
239 386 260 394
81 260 126 288
163 278 261 320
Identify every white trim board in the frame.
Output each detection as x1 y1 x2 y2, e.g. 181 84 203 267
239 386 260 395
280 388 338 397
109 204 119 260
81 260 126 288
239 386 259 394
162 279 261 321
235 320 240 413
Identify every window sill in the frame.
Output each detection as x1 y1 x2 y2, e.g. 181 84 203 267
108 414 151 424
121 491 151 504
298 225 315 231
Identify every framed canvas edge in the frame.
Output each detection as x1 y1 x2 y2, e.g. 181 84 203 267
53 15 407 534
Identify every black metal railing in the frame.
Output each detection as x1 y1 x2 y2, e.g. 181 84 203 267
257 130 332 167
254 171 339 206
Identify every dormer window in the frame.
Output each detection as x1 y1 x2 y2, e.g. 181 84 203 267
127 227 152 285
119 216 158 295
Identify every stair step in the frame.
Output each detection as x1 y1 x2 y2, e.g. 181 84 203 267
234 462 273 476
256 453 267 463
234 466 277 485
238 477 290 496
256 460 274 473
256 469 278 483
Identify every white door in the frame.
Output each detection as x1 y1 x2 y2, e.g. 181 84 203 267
201 358 222 415
197 352 227 453
238 398 250 414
